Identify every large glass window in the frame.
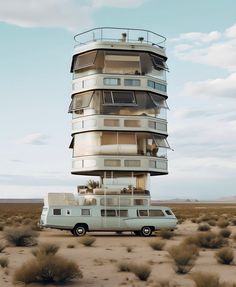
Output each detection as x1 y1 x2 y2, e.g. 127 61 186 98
150 55 168 71
124 79 141 86
72 51 97 71
103 78 121 86
69 91 94 112
103 91 136 105
147 80 167 92
104 54 140 74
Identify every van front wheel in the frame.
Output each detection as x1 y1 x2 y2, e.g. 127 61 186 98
140 226 152 237
73 225 87 237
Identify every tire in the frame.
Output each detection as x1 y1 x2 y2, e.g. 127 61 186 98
140 226 152 237
73 225 87 237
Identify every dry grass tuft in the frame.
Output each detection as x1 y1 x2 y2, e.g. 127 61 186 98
198 223 211 231
219 228 231 238
0 242 6 253
231 218 236 226
215 247 234 265
126 246 133 253
31 243 59 257
3 226 38 246
78 236 96 247
67 244 75 248
0 257 9 268
168 243 198 274
13 254 82 284
0 222 4 231
159 230 174 239
149 239 166 251
217 219 229 228
195 232 227 249
191 272 220 287
118 261 133 272
130 263 151 281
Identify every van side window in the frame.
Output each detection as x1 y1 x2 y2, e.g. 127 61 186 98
149 210 164 216
81 209 90 216
53 209 61 215
165 210 173 215
101 209 116 217
117 210 128 217
138 210 148 216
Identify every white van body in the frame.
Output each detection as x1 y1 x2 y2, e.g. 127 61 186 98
40 193 177 236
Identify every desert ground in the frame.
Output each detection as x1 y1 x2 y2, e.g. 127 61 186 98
0 203 236 287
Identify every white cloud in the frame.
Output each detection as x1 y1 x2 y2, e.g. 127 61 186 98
172 31 221 43
172 24 236 71
16 133 48 145
181 73 236 98
0 0 147 32
91 0 146 8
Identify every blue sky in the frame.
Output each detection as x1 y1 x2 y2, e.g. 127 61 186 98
0 0 236 199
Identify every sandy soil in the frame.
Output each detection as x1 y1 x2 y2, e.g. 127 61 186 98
0 221 236 287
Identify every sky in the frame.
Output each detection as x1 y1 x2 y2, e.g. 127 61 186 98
0 0 235 200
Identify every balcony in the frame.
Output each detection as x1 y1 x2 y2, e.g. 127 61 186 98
72 114 167 135
72 74 167 96
71 155 168 175
74 27 166 48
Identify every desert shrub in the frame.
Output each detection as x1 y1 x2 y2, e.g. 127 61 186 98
130 263 151 281
232 233 236 241
217 220 229 228
160 230 174 239
231 218 236 226
31 243 59 257
207 220 216 226
191 272 220 287
149 239 166 251
4 226 38 246
126 246 133 253
13 255 82 284
215 247 234 265
177 218 185 224
22 218 33 225
67 244 75 248
78 236 96 247
219 228 231 238
117 261 133 272
196 232 227 249
153 280 171 287
0 222 4 231
168 244 198 274
183 235 199 246
0 257 8 268
198 223 211 231
0 242 6 253
191 218 197 223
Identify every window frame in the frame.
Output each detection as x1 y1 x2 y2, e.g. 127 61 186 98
81 209 91 216
102 91 137 106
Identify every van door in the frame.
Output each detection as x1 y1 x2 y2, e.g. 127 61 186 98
101 209 123 230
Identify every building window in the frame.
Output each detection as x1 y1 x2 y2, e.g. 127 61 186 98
81 209 90 216
103 78 121 86
147 80 166 92
104 119 120 127
103 91 136 105
72 50 97 71
124 120 140 127
69 91 94 112
104 159 121 167
53 209 61 215
149 210 165 217
124 160 141 167
101 209 116 217
124 79 141 86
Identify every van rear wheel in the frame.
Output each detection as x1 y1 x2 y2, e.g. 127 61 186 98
73 225 87 237
140 226 152 237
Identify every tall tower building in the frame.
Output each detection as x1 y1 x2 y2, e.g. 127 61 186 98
69 27 170 217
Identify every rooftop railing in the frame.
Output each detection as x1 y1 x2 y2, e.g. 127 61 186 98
74 27 166 49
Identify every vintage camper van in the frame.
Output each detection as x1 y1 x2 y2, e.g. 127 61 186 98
40 192 177 236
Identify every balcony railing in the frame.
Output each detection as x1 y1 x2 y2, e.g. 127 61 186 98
74 27 166 48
